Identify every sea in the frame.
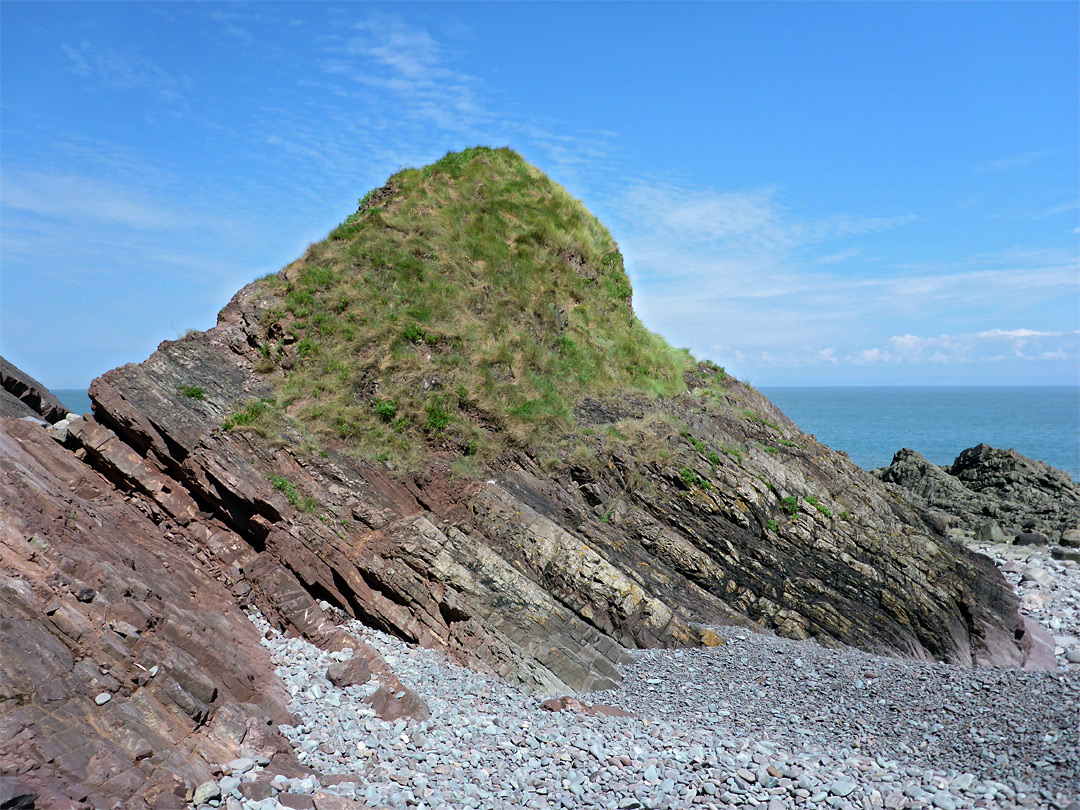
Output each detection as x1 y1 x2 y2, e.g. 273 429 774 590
759 386 1080 482
53 386 1080 482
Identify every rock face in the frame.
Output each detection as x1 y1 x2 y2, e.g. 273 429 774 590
77 290 1035 678
874 445 1080 541
1 356 69 423
0 150 1050 807
0 365 398 809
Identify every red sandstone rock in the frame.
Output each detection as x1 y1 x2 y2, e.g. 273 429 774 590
540 695 637 718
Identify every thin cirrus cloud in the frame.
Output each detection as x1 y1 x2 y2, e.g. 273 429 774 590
977 150 1056 173
321 12 489 132
618 181 916 269
1 169 184 230
62 41 188 104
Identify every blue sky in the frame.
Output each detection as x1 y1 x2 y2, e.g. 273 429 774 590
2 2 1077 388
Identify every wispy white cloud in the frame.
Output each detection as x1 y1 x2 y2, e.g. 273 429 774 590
977 150 1055 173
1 170 183 229
62 41 188 104
848 330 1079 365
320 12 487 132
612 179 1079 380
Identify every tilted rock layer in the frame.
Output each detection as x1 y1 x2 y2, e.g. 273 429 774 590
0 148 1047 807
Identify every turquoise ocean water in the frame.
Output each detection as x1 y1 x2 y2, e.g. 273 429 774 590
55 386 1080 481
760 386 1079 482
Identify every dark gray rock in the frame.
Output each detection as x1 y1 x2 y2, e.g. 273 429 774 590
875 445 1080 540
0 356 69 423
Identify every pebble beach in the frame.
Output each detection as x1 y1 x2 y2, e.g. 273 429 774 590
193 542 1080 810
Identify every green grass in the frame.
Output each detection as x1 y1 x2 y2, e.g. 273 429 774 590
766 519 779 532
251 146 694 469
271 475 318 512
806 496 833 518
223 400 270 431
780 496 799 517
178 385 206 401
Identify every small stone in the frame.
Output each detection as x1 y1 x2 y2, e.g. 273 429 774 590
94 692 111 706
1020 567 1054 587
228 757 256 774
830 780 857 797
699 628 726 647
1065 647 1080 664
932 793 957 810
193 780 221 804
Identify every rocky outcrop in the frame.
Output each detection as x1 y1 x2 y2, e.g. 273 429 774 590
0 361 404 808
0 418 297 809
874 445 1080 542
54 280 1034 681
1 356 69 423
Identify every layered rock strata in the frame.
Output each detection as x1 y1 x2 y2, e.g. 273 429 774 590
70 281 1039 680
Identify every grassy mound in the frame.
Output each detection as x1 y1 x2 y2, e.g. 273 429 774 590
250 147 695 468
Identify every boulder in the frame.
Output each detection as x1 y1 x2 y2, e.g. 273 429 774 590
977 521 1006 544
1014 531 1049 547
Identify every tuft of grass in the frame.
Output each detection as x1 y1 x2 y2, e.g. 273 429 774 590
806 495 832 518
780 496 799 517
223 400 269 431
178 385 206 401
766 519 779 532
271 475 317 512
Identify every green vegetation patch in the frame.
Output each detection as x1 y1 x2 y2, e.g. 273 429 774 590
223 400 270 431
178 385 206 401
271 475 318 512
780 496 799 517
806 495 833 518
253 146 694 469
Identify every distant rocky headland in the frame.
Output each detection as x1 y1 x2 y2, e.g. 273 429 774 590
1 148 1075 810
874 444 1080 556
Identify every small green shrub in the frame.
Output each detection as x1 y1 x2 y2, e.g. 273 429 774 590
679 467 701 487
840 509 851 520
271 475 317 512
402 324 428 343
766 520 779 532
178 385 206 401
425 398 452 432
707 449 721 466
721 445 743 463
806 495 832 518
223 400 268 430
373 399 397 421
780 496 799 517
778 438 799 448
